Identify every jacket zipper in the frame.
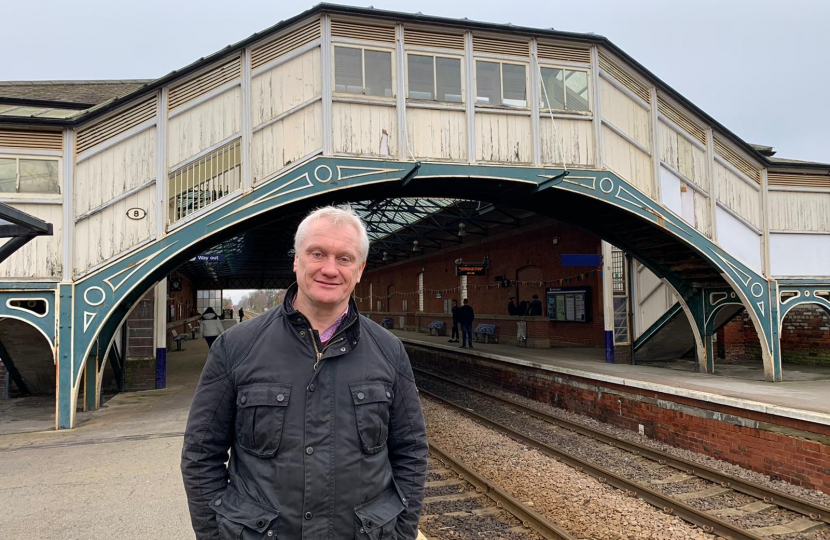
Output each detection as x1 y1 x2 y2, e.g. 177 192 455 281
312 320 355 371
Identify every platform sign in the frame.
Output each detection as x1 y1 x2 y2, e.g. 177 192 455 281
546 287 590 322
456 264 486 276
194 254 226 263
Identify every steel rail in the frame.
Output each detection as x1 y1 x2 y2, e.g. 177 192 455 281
421 388 767 540
414 367 830 525
427 440 578 540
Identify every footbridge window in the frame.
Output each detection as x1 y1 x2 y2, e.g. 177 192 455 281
476 61 527 107
197 290 223 314
168 139 241 223
406 54 463 102
539 67 590 113
334 46 393 97
0 155 60 195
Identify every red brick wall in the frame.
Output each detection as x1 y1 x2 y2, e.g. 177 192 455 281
409 346 830 495
355 221 605 347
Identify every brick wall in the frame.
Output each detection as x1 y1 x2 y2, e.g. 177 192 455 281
719 305 830 366
356 220 605 348
409 346 830 495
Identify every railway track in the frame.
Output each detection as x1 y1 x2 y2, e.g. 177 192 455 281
422 440 576 540
415 368 830 540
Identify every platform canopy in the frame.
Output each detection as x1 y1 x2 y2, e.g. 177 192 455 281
175 199 534 290
0 202 53 264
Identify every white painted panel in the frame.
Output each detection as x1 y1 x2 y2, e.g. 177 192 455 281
770 233 830 277
602 125 654 197
252 101 323 184
714 161 761 229
0 203 63 278
75 127 156 216
694 191 712 238
474 113 532 163
659 166 682 216
769 191 830 233
167 86 242 167
406 108 467 161
332 102 397 157
658 123 709 191
252 48 321 127
716 206 762 274
74 184 156 275
599 78 651 149
539 117 594 166
681 186 695 225
635 265 673 338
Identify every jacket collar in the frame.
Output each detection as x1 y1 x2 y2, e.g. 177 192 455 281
282 282 362 344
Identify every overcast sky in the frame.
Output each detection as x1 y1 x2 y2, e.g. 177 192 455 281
3 0 828 163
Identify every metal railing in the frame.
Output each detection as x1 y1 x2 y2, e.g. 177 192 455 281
168 139 241 224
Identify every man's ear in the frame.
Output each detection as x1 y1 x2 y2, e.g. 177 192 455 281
293 253 298 273
356 260 366 283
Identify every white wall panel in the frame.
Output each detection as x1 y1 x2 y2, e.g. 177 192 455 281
406 108 467 162
252 48 321 128
770 233 830 277
74 185 155 275
599 79 651 149
252 101 323 184
0 203 63 279
714 161 761 229
769 191 830 233
75 127 156 216
167 87 242 167
539 117 593 166
332 102 397 157
716 206 763 274
635 265 675 338
602 125 654 197
474 113 532 163
658 123 709 192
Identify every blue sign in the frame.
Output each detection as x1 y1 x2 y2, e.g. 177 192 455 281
561 254 602 267
195 254 225 263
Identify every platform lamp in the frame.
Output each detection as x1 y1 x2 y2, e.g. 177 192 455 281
412 240 421 252
382 251 389 261
457 223 468 237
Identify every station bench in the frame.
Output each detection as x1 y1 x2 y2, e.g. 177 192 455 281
427 321 445 336
171 329 187 351
473 324 498 344
381 317 394 329
188 323 199 339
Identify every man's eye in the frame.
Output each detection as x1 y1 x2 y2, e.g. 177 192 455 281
311 251 324 259
338 257 352 264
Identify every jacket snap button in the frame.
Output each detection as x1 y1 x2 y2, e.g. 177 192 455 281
240 395 247 404
304 512 313 520
267 532 274 537
360 528 365 534
214 499 222 507
306 446 313 455
256 519 265 528
309 383 316 392
357 392 365 400
276 394 285 402
386 391 392 398
340 347 346 352
299 330 307 338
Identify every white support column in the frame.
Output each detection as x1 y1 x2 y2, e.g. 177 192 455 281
156 88 168 236
706 127 718 242
321 15 333 156
241 48 253 192
61 129 75 282
649 86 662 202
153 278 168 389
760 168 772 278
590 45 603 167
464 31 476 163
530 39 541 166
601 240 615 362
395 24 407 161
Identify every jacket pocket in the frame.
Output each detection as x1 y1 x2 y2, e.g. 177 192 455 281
350 382 394 455
236 383 291 458
210 485 279 540
354 481 406 539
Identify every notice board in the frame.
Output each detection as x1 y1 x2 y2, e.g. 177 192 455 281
546 287 590 322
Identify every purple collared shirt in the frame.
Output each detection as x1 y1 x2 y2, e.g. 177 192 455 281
292 295 349 345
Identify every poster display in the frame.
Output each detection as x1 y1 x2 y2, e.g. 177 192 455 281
546 287 590 322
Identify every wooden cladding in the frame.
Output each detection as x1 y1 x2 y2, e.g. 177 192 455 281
0 129 62 151
404 28 464 50
252 19 321 70
76 99 156 154
169 58 241 110
598 51 650 102
768 172 830 190
658 95 706 145
714 137 760 184
473 35 529 57
331 20 395 43
536 41 591 64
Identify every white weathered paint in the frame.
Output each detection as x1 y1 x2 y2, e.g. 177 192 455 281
770 233 830 278
769 190 830 233
658 122 709 193
332 102 398 157
252 101 324 183
406 108 467 161
602 125 654 197
74 184 156 275
715 205 762 274
167 86 242 167
714 161 761 229
251 48 322 128
599 78 651 150
74 127 157 217
635 265 674 338
474 112 532 163
0 202 64 279
539 117 593 166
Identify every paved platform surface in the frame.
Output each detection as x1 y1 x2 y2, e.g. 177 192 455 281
394 330 830 425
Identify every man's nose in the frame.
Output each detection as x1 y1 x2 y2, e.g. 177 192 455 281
320 256 338 276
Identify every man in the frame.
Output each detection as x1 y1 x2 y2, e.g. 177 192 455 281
181 206 428 539
237 306 244 323
507 297 517 316
459 298 475 349
448 299 460 343
529 294 543 316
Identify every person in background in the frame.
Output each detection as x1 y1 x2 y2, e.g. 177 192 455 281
199 307 225 349
517 298 529 317
448 299 460 343
238 307 245 323
529 294 543 316
507 297 517 316
459 298 475 349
